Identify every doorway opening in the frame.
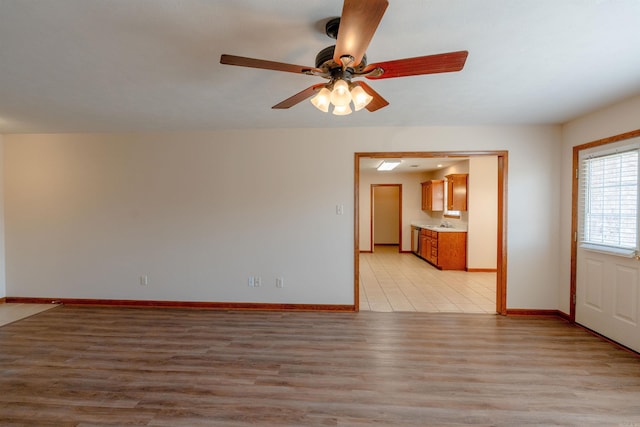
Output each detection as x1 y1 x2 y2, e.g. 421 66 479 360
370 184 402 253
354 151 508 314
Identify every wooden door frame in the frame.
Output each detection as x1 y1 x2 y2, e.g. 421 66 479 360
355 151 509 314
570 129 640 322
370 184 403 253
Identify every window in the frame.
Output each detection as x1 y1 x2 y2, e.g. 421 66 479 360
579 144 639 256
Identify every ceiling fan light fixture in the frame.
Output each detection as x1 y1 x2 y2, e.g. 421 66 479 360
350 84 373 111
329 79 352 107
332 104 352 116
310 87 331 112
221 0 469 115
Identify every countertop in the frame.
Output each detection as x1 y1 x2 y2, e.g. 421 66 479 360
411 223 467 233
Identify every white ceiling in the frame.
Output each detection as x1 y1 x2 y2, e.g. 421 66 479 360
1 0 639 134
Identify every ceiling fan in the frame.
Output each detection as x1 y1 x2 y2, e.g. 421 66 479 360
220 0 468 115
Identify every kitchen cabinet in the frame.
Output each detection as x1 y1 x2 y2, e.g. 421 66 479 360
446 174 468 211
421 180 444 211
419 229 430 260
417 228 467 270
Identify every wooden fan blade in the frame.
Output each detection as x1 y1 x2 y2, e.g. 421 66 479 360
364 51 468 80
272 84 326 109
333 0 388 67
220 54 318 74
357 81 389 112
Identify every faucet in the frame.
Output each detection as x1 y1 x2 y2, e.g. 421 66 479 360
440 220 452 228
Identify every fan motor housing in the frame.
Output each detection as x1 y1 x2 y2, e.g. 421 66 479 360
315 45 367 73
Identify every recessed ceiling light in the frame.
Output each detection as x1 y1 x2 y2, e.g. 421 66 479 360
437 164 443 168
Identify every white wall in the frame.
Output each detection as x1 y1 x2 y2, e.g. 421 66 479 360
467 157 498 270
4 125 562 309
0 135 5 299
4 132 355 304
559 95 640 314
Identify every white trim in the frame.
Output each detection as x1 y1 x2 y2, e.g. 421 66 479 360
578 146 639 252
579 243 636 258
579 136 640 159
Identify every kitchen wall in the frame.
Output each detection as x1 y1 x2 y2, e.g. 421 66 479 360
4 125 562 310
421 158 497 270
359 169 426 252
423 161 470 229
359 159 476 253
467 157 498 270
559 94 640 314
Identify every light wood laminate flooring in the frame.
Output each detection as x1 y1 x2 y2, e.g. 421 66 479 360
1 306 640 426
360 245 496 313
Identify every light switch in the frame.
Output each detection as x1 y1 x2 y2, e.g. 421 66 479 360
336 204 344 215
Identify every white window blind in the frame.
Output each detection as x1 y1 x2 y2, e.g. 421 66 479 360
579 147 639 255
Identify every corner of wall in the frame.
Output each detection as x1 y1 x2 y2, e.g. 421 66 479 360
0 134 5 298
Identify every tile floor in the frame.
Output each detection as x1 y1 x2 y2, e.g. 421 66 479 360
359 245 496 313
0 303 59 327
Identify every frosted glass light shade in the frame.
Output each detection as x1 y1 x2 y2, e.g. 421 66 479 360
310 87 331 112
332 104 352 116
350 85 373 111
330 79 352 107
377 160 402 171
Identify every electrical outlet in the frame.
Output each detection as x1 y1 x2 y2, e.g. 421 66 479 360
254 276 262 287
140 275 148 286
276 277 284 288
248 276 255 287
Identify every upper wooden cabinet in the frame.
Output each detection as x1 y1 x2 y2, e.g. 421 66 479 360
446 174 468 211
421 180 444 211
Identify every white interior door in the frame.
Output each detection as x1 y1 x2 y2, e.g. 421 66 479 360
576 138 640 353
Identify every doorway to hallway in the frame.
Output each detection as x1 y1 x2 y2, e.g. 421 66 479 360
371 184 401 252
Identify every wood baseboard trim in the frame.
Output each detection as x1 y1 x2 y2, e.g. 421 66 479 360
5 297 356 312
507 309 570 320
0 297 6 304
466 268 498 273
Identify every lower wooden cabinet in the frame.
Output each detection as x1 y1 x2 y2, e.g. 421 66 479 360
417 229 466 270
419 230 430 260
